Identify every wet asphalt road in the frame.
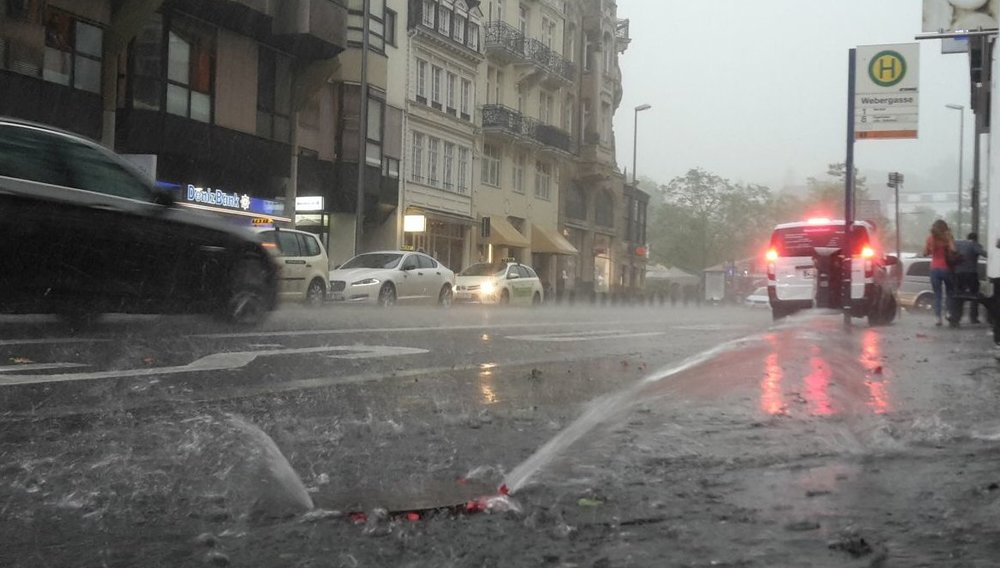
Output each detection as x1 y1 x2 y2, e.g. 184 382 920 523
5 304 1000 566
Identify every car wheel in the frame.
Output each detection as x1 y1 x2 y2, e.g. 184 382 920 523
914 293 934 313
218 255 270 325
438 285 453 308
378 283 396 307
883 294 898 324
532 292 541 305
500 289 510 305
306 278 326 306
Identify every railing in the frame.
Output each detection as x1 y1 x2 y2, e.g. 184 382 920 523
524 37 576 83
482 105 574 154
484 21 525 59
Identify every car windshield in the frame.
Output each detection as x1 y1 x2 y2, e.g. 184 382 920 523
459 262 507 277
340 253 402 269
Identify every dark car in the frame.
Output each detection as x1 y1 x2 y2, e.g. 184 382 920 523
0 118 278 325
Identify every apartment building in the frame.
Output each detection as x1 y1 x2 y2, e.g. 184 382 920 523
398 0 484 271
476 0 578 289
0 0 351 254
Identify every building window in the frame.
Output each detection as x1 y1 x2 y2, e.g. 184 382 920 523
512 152 525 194
458 147 470 194
438 6 451 36
539 92 553 124
566 184 586 220
347 0 385 52
482 144 500 187
443 142 455 191
43 9 103 94
518 4 528 36
601 101 611 145
595 191 614 226
411 132 424 181
460 79 472 120
257 48 292 142
422 0 435 27
446 72 457 113
534 161 551 200
427 137 440 185
367 98 383 167
166 16 214 123
431 66 443 108
542 16 553 48
468 24 480 51
492 0 504 22
416 58 427 101
453 14 466 43
131 14 163 110
385 9 397 46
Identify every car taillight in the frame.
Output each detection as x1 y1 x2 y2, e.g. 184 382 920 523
860 245 874 278
766 248 777 280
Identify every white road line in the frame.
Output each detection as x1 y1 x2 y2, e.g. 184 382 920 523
507 331 666 342
0 338 111 346
0 345 428 387
191 321 618 340
0 362 88 373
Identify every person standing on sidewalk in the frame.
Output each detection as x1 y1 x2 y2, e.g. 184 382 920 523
954 232 987 324
923 219 958 327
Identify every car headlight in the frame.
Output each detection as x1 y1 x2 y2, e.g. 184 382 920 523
481 281 496 295
352 278 381 286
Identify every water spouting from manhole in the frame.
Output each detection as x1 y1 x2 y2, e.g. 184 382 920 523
502 336 756 494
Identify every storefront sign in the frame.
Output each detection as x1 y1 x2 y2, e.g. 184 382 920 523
158 180 285 219
404 214 427 232
187 185 250 210
296 196 325 212
251 217 273 226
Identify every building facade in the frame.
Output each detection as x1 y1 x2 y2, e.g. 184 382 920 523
399 0 484 272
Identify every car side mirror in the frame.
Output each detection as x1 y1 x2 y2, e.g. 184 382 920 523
151 188 175 207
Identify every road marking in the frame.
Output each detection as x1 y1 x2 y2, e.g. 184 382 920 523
0 345 428 387
191 321 618 340
0 362 88 373
0 338 111 346
507 331 666 342
672 324 751 331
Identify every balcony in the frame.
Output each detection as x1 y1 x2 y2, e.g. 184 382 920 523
273 0 349 60
484 21 526 65
482 105 574 155
520 37 575 89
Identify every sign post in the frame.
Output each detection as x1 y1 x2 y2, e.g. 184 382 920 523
843 48 857 327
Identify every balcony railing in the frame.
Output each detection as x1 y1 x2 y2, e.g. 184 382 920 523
484 21 525 61
524 37 575 84
482 105 574 154
483 21 575 84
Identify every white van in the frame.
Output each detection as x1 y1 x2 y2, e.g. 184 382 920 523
766 219 899 324
256 228 329 305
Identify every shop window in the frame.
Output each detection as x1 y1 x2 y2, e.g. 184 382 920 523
257 47 292 143
595 191 614 227
43 8 103 94
166 16 214 123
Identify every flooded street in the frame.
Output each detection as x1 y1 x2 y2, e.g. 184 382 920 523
3 305 1000 567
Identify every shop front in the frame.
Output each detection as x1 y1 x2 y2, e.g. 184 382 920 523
530 224 578 299
402 209 472 273
476 215 530 266
157 181 290 227
593 234 614 298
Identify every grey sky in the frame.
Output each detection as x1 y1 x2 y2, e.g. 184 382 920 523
615 0 976 203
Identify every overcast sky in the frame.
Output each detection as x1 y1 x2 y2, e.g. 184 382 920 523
614 0 979 203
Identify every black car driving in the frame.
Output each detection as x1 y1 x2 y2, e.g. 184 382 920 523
0 118 278 325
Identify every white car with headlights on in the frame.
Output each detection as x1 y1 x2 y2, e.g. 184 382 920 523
455 260 544 305
328 250 455 306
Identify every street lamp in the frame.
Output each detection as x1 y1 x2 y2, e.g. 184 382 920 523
632 103 652 185
946 103 964 236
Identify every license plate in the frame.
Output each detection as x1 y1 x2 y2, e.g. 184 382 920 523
800 269 815 278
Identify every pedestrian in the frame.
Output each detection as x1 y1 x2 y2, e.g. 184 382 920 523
953 232 986 324
922 219 958 327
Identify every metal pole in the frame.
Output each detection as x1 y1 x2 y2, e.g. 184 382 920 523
843 48 857 327
632 108 638 185
895 180 901 263
354 0 371 256
972 124 981 239
958 110 965 236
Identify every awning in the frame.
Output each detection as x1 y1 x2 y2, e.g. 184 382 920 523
487 216 530 247
531 224 579 255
